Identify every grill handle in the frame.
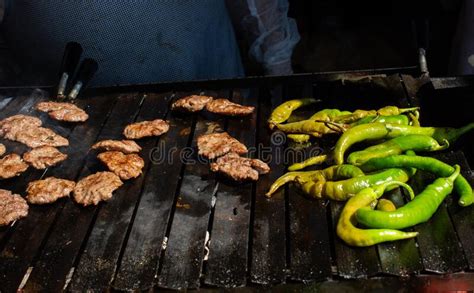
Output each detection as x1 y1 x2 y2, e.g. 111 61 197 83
56 42 83 99
68 58 98 100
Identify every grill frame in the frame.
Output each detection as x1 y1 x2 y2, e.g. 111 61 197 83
0 72 473 291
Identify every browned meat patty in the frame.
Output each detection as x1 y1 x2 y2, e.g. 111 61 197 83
23 146 68 169
0 189 28 226
171 95 214 112
97 151 145 180
36 101 89 122
4 125 69 148
73 171 123 206
123 119 169 139
197 132 248 159
26 177 76 204
205 99 255 116
91 139 142 154
210 152 270 181
0 115 42 137
0 143 5 157
0 153 29 179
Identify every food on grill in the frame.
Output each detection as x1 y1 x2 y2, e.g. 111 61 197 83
123 119 169 139
0 114 42 137
197 132 248 159
23 146 68 169
0 143 5 157
267 98 318 129
347 134 449 166
265 102 474 247
36 101 89 122
73 171 123 206
210 152 270 181
0 114 69 148
7 125 69 148
97 151 145 180
91 139 142 154
271 105 420 142
356 166 461 230
361 152 474 207
171 95 214 112
26 177 76 204
0 153 29 179
376 199 397 212
333 122 474 165
266 164 412 201
205 99 255 116
0 189 29 226
336 181 418 247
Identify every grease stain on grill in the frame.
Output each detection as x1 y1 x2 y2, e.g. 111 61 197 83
180 127 191 136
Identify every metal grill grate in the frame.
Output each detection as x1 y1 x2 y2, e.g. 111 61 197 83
0 74 473 291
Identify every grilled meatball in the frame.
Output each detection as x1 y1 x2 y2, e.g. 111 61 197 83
26 177 76 204
23 146 68 169
0 189 28 226
123 119 169 139
97 151 145 180
205 98 254 116
36 101 89 122
210 152 270 181
197 132 247 159
73 171 123 206
91 139 142 154
171 95 214 112
0 153 29 179
0 143 5 157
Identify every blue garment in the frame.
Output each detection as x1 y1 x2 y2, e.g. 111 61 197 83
2 0 244 86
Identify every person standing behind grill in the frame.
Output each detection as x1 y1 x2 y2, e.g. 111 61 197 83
0 0 300 87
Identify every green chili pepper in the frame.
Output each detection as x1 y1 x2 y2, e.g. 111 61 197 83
337 181 418 247
296 168 413 201
356 165 461 229
266 164 364 197
309 109 352 120
347 134 449 166
275 119 349 135
287 154 328 171
361 153 474 207
333 106 419 124
376 199 397 211
334 122 474 165
287 134 311 143
268 98 318 129
351 114 410 126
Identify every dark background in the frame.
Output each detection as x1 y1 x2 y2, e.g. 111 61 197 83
287 0 462 76
0 0 465 86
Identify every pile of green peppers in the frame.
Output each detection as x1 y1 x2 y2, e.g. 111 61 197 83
266 99 474 247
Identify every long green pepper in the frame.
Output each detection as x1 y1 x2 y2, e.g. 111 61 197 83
268 98 318 129
334 122 474 165
295 168 413 201
361 153 474 206
337 181 418 247
356 165 461 229
347 134 449 166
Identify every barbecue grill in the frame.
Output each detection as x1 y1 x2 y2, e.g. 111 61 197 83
0 72 473 291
